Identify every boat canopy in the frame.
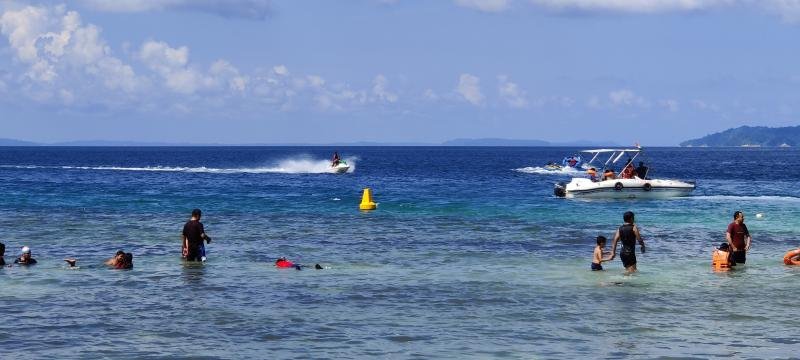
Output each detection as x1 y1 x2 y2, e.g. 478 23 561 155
581 148 642 168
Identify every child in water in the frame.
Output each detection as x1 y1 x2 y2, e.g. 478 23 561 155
591 236 613 271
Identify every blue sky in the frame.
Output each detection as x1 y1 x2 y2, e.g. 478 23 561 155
2 0 800 145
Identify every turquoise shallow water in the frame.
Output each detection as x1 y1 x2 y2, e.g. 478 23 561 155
0 146 799 358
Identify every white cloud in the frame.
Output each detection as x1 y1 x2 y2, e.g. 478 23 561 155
423 88 439 101
372 74 398 103
454 0 510 12
138 40 217 94
530 0 730 13
77 0 272 20
659 99 679 112
609 89 648 107
456 73 484 106
497 75 528 108
0 4 140 91
272 64 289 76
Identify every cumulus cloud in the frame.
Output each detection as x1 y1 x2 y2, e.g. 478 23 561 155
456 73 484 106
77 0 271 20
659 99 679 112
0 4 139 92
497 75 527 108
609 89 649 107
454 0 510 12
530 0 730 13
372 74 398 103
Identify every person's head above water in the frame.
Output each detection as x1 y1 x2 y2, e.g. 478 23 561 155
191 208 202 219
596 235 607 246
623 211 635 223
0 242 5 257
718 243 730 251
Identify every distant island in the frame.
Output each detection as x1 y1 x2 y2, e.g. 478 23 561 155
681 125 800 147
0 137 618 147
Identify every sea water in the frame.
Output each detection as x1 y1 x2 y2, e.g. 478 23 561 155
0 146 798 358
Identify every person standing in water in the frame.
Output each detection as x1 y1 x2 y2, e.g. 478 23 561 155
610 211 645 273
726 210 751 266
182 209 212 262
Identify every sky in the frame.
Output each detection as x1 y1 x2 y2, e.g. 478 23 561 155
2 0 800 145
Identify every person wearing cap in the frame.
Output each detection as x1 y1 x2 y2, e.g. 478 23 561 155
14 246 37 265
726 210 751 266
182 208 212 262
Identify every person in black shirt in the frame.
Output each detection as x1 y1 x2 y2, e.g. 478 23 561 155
14 246 37 265
182 209 212 262
609 211 645 273
635 161 648 179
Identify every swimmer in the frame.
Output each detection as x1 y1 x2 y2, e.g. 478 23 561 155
105 250 125 267
275 257 323 270
13 246 37 265
591 235 613 271
0 242 5 266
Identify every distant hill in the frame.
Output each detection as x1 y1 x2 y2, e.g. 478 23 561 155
681 125 800 147
0 138 39 146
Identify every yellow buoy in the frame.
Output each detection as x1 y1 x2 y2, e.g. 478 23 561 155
359 187 377 210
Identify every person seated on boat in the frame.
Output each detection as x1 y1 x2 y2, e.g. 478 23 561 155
331 152 341 167
621 163 635 179
586 167 598 182
602 169 616 181
635 161 648 179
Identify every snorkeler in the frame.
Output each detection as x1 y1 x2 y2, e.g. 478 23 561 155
275 257 323 270
14 246 37 265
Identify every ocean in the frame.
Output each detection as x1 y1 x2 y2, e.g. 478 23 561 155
0 146 798 358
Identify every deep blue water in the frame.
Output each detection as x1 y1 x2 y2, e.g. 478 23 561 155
1 146 799 358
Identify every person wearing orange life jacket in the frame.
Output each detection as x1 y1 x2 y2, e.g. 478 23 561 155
712 243 732 271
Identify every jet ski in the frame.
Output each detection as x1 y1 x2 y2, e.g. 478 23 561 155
331 160 349 174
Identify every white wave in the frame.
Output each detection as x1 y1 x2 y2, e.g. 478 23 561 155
0 156 357 174
514 166 584 175
689 195 800 202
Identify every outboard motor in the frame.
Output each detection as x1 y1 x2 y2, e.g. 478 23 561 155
554 182 566 197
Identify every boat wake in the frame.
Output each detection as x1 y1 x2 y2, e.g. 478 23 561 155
514 166 584 175
0 156 357 174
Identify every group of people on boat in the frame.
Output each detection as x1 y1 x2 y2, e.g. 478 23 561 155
585 159 649 182
593 210 757 273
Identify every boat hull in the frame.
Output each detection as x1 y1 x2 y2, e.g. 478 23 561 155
555 178 694 199
331 164 350 174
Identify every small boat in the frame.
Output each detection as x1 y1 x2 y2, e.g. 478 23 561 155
561 154 583 168
544 162 563 171
554 147 695 199
331 160 349 174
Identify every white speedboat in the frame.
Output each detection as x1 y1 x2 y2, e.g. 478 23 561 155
331 160 350 174
554 148 695 199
